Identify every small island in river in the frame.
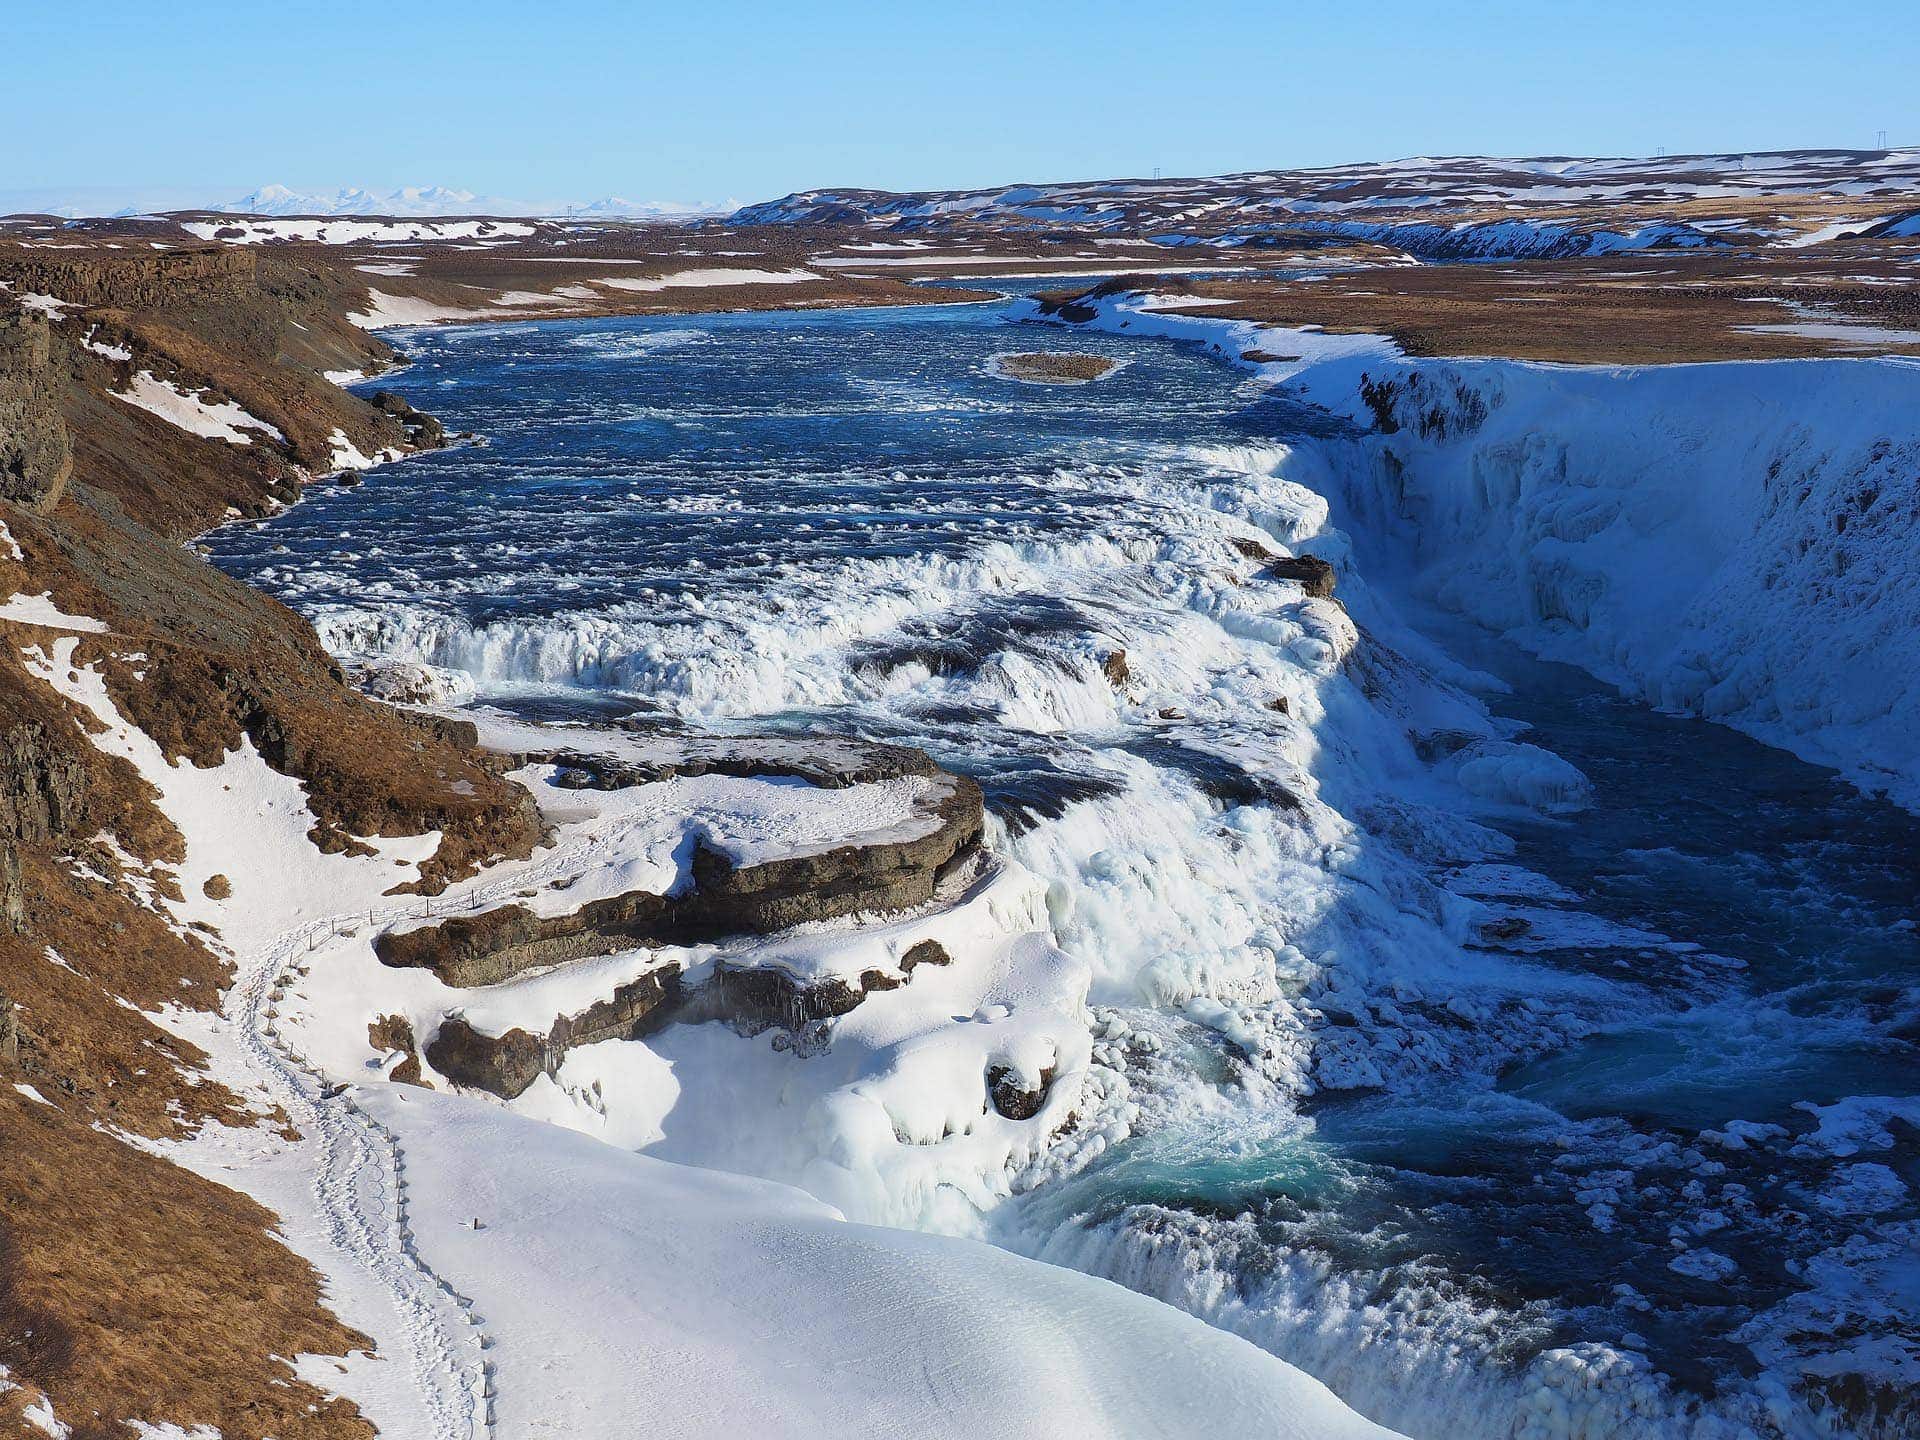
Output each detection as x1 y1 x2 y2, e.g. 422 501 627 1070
987 350 1123 384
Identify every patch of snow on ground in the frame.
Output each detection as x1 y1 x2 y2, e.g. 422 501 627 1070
349 290 496 329
590 267 819 291
115 371 284 445
17 292 74 319
81 327 132 361
0 592 109 632
1780 214 1895 247
325 427 400 472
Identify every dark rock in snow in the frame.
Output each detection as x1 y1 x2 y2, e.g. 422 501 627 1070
425 963 683 1098
987 1062 1056 1121
1263 554 1337 599
367 1013 428 1087
1477 916 1534 944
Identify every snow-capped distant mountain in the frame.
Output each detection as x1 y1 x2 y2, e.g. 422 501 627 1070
566 195 735 219
224 184 493 216
202 184 729 219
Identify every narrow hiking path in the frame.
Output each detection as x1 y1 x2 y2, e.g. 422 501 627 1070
219 795 674 1439
234 909 495 1440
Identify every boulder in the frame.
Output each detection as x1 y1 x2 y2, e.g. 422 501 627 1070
369 389 445 447
1263 554 1337 599
367 1013 428 1087
427 1018 545 1098
705 937 953 1035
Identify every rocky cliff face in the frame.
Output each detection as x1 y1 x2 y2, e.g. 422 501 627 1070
2 244 256 310
0 718 89 864
0 305 72 510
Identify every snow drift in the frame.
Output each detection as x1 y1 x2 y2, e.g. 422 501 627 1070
370 1084 1405 1440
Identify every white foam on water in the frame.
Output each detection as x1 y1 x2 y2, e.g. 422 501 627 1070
564 327 710 359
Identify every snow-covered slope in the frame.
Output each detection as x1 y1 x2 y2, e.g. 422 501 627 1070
4 593 1401 1438
732 147 1920 251
371 1085 1403 1440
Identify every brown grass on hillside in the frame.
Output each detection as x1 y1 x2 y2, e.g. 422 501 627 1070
1120 251 1920 365
0 1098 375 1440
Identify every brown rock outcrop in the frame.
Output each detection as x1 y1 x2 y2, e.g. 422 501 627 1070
378 767 981 986
1 719 91 847
425 963 683 1098
988 1062 1057 1121
428 937 957 1097
366 1014 427 1087
0 988 20 1067
704 937 954 1033
1 844 22 933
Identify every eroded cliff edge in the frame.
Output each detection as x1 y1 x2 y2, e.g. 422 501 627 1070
0 248 544 1440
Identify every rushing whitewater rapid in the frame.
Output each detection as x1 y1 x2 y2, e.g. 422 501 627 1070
208 296 1920 1440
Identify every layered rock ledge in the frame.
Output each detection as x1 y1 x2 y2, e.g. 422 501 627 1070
376 738 984 988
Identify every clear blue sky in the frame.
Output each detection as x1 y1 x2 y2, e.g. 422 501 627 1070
6 0 1916 208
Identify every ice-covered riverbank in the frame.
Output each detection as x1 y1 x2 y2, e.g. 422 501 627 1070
1035 290 1920 811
